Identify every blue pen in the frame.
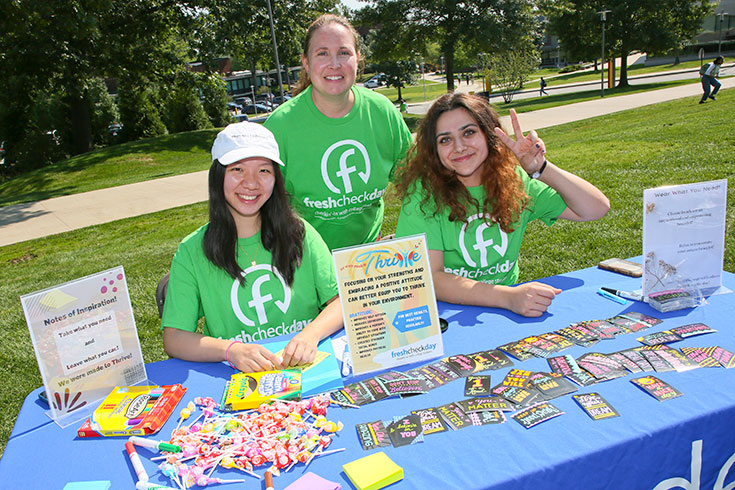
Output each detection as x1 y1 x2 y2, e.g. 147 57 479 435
597 288 628 305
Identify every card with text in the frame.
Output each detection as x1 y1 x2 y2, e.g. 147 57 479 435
464 375 492 397
512 402 564 429
573 392 620 420
631 375 683 401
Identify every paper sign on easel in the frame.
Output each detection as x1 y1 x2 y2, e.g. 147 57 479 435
333 234 443 375
642 179 727 297
21 266 147 427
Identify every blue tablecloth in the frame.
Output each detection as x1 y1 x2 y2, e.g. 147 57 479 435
3 265 735 489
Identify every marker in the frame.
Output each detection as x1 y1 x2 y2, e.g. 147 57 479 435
264 470 275 490
597 288 628 305
129 436 181 453
600 287 643 302
136 482 178 490
125 441 149 483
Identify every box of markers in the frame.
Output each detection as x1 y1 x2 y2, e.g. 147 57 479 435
77 384 186 438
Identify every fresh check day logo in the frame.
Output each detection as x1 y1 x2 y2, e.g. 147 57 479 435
450 213 515 282
321 139 370 193
303 139 386 217
227 265 312 343
230 264 290 326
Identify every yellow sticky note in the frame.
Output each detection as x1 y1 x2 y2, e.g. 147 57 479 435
274 349 330 374
342 451 403 490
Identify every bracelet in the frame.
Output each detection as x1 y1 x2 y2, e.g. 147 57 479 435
225 340 241 369
530 159 548 179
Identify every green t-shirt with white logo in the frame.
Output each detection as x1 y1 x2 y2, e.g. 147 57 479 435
162 220 338 343
265 86 412 250
396 171 567 286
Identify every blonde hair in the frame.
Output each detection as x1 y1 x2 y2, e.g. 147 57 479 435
294 14 362 96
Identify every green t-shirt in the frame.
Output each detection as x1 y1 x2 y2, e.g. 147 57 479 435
264 85 413 250
396 171 567 285
162 220 338 343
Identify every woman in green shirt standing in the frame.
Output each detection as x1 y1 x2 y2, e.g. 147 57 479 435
265 14 412 250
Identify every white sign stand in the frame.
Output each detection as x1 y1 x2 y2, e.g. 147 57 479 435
642 179 728 298
21 266 147 428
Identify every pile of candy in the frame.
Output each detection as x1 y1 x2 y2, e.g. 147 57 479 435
152 395 344 488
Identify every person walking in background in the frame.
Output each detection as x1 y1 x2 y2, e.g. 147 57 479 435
539 77 549 96
700 56 724 104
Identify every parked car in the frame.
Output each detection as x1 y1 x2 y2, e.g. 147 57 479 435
243 103 272 115
234 113 249 123
272 94 292 106
227 102 244 113
234 96 252 106
108 123 123 137
364 78 380 89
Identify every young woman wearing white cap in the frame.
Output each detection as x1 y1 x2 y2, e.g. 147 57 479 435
162 122 343 372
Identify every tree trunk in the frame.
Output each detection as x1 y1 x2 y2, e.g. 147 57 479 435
70 92 92 155
445 48 455 92
617 46 630 87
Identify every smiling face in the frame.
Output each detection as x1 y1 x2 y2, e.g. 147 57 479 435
435 108 489 187
302 22 359 103
223 157 275 235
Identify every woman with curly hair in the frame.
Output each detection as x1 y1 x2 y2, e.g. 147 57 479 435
395 93 609 317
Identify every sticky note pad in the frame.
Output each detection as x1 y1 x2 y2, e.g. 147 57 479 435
342 451 403 490
62 482 111 490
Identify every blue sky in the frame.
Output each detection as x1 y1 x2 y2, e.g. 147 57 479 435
341 0 366 11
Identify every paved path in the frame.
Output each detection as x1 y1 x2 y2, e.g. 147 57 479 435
1 76 733 247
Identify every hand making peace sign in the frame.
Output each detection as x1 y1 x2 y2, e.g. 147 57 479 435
493 108 546 176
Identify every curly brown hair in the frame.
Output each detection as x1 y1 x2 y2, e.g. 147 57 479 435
394 93 528 232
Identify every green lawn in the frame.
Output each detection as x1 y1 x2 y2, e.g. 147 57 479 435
0 129 219 207
489 80 698 116
524 59 712 88
374 80 447 104
1 90 733 456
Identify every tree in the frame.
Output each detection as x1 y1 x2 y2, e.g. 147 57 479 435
543 0 714 87
378 60 418 100
355 0 539 92
489 47 541 103
0 0 209 169
198 1 340 93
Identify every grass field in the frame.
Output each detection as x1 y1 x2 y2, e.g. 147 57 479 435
0 129 219 207
0 89 733 457
522 59 715 88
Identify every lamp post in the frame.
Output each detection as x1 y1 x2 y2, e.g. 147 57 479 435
421 59 427 101
718 12 729 56
266 0 284 101
479 53 486 91
597 9 611 98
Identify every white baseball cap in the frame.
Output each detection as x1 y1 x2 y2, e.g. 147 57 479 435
211 122 285 166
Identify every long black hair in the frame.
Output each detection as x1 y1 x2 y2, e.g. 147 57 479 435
202 160 305 286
